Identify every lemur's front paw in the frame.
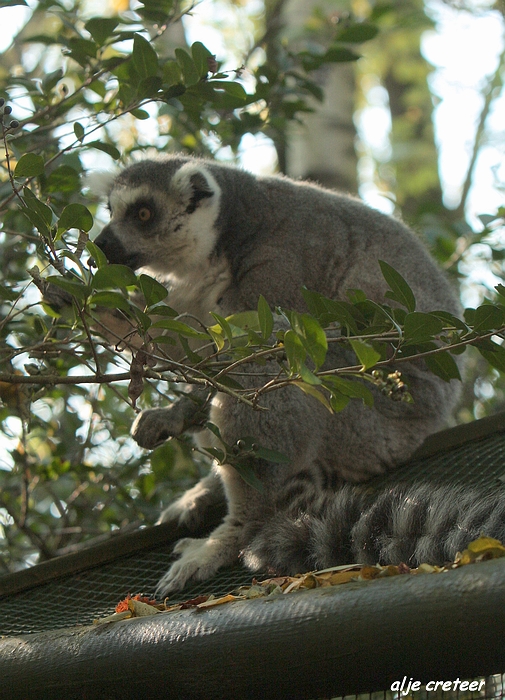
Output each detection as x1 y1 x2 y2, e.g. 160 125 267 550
156 536 237 596
131 407 185 449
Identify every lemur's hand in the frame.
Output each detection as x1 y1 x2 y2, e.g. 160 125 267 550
131 406 187 449
131 389 210 449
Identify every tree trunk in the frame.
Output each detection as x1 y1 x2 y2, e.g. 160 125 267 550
275 0 359 193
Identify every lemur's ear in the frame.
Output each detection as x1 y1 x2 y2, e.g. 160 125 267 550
172 163 219 214
187 172 214 213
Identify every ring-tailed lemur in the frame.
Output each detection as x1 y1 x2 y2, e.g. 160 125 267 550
92 155 501 596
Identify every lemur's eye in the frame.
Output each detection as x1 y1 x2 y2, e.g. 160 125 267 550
138 207 152 222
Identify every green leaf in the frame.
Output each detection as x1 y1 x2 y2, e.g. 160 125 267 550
322 375 374 407
477 341 505 374
403 312 444 345
295 382 333 412
131 108 150 120
207 326 226 351
21 207 50 238
464 308 475 326
208 80 247 101
179 336 203 362
355 298 401 334
85 17 119 45
209 313 234 345
191 41 213 78
74 122 85 142
302 47 360 71
324 46 361 63
151 319 209 339
349 339 381 370
65 38 97 66
132 33 158 79
132 306 152 333
284 311 328 369
87 80 107 97
370 4 394 21
329 391 350 412
164 83 186 100
301 288 360 332
135 0 174 24
86 141 121 160
204 447 227 463
21 188 53 237
42 68 64 93
478 213 498 227
137 76 162 99
89 291 133 314
163 60 183 85
335 23 379 43
424 351 462 382
92 264 138 290
295 77 324 102
147 304 178 317
379 260 416 312
58 203 93 233
294 313 328 369
222 311 260 335
205 421 223 441
258 295 273 340
231 460 264 492
23 188 52 224
14 154 44 178
45 165 80 195
86 241 108 268
215 372 244 390
283 330 306 373
0 283 19 301
46 276 90 301
152 335 176 345
471 304 505 333
253 446 290 463
0 0 28 6
346 288 367 304
175 47 200 86
139 274 168 307
299 364 322 385
429 310 468 332
230 436 290 465
21 34 54 44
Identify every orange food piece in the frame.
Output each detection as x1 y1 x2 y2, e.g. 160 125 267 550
115 594 157 613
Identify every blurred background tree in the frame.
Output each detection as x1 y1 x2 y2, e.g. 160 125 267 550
0 0 504 574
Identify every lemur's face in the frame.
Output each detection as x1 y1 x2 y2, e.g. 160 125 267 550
93 158 222 278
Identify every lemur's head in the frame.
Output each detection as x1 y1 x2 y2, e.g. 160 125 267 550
93 156 222 277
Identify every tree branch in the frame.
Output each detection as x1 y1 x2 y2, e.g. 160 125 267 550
456 43 505 218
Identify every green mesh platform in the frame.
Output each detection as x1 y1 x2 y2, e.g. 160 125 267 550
1 413 504 639
0 550 263 636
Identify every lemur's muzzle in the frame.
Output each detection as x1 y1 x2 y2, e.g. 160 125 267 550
91 226 144 270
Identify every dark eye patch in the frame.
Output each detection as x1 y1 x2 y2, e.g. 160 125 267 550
125 198 157 228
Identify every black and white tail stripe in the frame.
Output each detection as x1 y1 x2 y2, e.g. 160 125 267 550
243 483 505 574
